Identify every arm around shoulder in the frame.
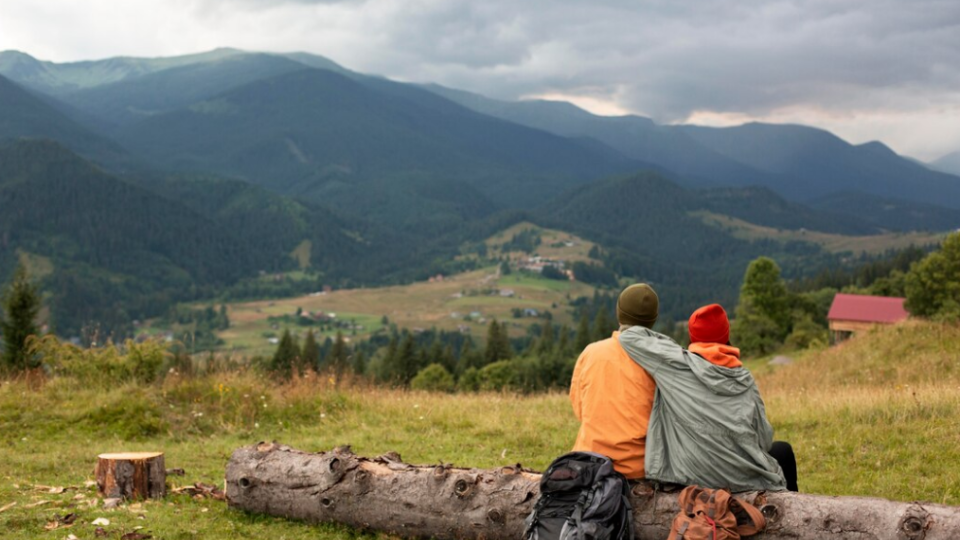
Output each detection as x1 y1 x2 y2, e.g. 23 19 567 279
617 326 685 375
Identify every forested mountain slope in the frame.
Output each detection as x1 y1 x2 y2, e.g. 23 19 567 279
0 74 127 166
118 68 651 209
680 123 960 208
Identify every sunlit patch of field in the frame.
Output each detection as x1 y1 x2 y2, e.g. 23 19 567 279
220 266 594 355
485 221 599 263
692 211 946 255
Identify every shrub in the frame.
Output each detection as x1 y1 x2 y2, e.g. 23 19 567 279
478 360 516 391
459 367 481 392
27 335 169 385
410 363 455 392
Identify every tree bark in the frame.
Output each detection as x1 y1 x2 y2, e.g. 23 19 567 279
226 443 960 540
95 452 166 500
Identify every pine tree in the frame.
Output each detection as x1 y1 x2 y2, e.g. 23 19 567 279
575 313 592 353
557 324 571 357
217 304 230 330
536 320 555 356
380 333 400 382
484 320 502 366
270 329 299 377
0 265 41 372
592 308 613 341
499 321 513 360
440 344 457 375
396 332 418 386
329 331 349 386
485 319 513 365
352 349 367 376
301 331 320 372
457 338 481 375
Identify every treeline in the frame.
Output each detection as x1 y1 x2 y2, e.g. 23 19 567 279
732 233 960 356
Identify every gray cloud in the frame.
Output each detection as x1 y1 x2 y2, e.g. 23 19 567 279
2 0 959 157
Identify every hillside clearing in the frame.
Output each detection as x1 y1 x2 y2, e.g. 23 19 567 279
218 267 594 356
693 211 946 255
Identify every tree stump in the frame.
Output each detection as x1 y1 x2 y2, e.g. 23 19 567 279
95 452 166 500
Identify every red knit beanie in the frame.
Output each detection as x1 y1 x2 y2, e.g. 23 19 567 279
688 304 730 344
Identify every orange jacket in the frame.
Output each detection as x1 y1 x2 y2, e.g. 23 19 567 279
688 342 743 368
570 331 656 479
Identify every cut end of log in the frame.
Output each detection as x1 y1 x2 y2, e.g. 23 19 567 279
97 452 163 460
95 451 166 501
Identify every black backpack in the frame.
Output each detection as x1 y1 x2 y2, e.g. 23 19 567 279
524 452 635 540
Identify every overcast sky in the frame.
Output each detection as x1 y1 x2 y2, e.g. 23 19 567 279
2 0 959 161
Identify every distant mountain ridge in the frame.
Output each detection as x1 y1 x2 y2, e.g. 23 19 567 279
4 48 958 215
0 74 127 166
422 84 960 211
679 123 960 209
116 67 652 210
931 150 960 176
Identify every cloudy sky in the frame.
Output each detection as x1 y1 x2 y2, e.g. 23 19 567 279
2 0 959 161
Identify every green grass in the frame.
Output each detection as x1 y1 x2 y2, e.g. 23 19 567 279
2 320 959 538
502 273 573 293
693 210 947 255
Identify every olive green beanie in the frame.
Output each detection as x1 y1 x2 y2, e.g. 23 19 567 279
617 283 659 328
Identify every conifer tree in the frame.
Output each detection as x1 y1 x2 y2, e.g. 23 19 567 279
575 313 592 353
329 331 349 386
301 330 320 371
1 265 41 372
440 344 457 375
217 304 230 330
457 338 481 375
557 324 571 357
270 329 299 377
380 333 400 382
352 349 367 376
499 321 513 360
484 319 513 365
537 320 555 356
592 308 613 341
396 332 419 385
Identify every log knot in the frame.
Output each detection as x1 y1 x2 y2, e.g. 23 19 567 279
454 475 477 498
897 504 930 540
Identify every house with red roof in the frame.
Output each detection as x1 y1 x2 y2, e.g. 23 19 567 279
827 293 910 344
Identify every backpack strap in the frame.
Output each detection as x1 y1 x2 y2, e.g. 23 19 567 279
730 497 767 536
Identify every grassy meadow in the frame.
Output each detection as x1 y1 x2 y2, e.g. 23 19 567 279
692 211 947 255
219 265 594 357
2 321 959 539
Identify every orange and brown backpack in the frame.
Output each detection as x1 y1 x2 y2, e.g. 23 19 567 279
667 485 766 540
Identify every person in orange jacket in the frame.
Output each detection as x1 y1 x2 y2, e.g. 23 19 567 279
569 283 659 479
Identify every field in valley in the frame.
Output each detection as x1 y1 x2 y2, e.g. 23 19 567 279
1 321 959 539
217 225 599 357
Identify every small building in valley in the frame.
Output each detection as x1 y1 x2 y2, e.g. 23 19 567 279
827 293 909 344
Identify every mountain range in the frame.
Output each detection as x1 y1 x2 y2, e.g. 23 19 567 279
931 150 960 176
0 48 957 336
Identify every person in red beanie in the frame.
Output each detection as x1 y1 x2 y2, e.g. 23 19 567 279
687 304 799 492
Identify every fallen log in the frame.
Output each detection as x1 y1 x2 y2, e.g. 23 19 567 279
226 443 960 540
